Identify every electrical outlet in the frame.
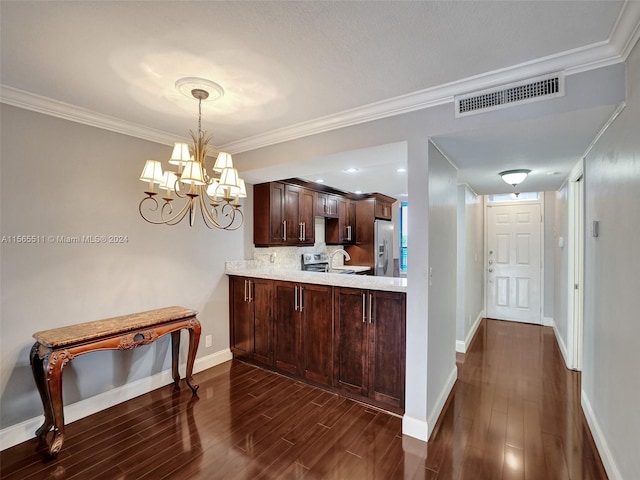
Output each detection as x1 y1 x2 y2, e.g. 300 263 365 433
205 335 212 348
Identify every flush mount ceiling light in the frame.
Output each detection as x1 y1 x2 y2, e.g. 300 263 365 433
344 168 359 173
139 77 245 230
499 169 531 187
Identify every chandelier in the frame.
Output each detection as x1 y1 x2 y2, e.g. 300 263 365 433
139 78 245 230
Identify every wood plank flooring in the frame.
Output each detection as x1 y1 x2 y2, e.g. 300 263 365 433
1 319 607 479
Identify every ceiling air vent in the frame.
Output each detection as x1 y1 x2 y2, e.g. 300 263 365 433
455 72 564 117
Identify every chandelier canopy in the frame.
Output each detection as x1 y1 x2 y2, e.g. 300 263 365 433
139 78 244 230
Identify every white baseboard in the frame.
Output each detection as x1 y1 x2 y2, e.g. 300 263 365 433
581 390 622 480
551 319 571 369
402 414 429 442
426 365 457 439
456 310 484 353
0 348 232 451
543 316 554 327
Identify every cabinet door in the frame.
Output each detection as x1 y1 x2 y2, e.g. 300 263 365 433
252 278 274 366
229 276 251 359
374 200 393 220
326 195 339 218
300 283 333 385
368 290 406 409
333 287 368 396
274 281 299 375
298 188 315 244
269 182 286 244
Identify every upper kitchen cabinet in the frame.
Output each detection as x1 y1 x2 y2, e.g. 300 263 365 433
326 197 355 245
316 192 339 218
254 182 315 247
372 193 396 221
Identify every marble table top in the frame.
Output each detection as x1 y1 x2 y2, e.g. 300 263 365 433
33 306 197 348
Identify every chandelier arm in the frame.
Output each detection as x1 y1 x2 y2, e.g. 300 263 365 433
199 190 228 229
161 199 191 226
219 202 244 231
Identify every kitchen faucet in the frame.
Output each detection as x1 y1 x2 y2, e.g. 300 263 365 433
328 249 351 271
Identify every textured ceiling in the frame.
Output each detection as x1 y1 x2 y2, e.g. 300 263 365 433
0 0 637 195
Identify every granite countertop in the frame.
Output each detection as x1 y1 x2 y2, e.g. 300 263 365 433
225 261 406 293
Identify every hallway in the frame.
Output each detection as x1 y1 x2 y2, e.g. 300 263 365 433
435 318 607 479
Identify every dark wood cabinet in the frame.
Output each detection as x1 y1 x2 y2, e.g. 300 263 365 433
274 281 333 386
229 275 405 413
229 276 274 366
326 197 355 244
316 192 339 218
374 196 394 220
254 182 315 246
333 287 406 411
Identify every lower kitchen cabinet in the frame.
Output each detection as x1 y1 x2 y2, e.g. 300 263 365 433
274 281 333 386
333 287 406 411
229 276 274 367
228 276 405 413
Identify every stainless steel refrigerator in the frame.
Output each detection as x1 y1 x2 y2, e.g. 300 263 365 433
374 219 394 276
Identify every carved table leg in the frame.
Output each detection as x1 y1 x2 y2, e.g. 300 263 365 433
185 320 201 394
30 343 54 439
44 349 73 457
171 330 181 390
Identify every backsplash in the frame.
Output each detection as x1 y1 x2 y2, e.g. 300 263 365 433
251 243 346 270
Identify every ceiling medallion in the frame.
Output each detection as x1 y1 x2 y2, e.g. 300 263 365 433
138 77 244 229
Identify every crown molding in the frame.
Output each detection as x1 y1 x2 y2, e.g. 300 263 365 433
0 85 179 146
2 4 638 154
220 38 634 154
609 0 640 61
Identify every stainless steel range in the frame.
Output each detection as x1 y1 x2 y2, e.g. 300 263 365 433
301 253 329 272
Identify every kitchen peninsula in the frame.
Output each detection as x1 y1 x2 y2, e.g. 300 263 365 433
225 261 407 413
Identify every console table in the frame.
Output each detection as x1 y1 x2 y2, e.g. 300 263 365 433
30 306 201 457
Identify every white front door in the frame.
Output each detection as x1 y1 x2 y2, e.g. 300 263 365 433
486 202 542 324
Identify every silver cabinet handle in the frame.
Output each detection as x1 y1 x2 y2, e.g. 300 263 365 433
294 285 298 311
346 225 352 241
299 286 304 312
283 220 287 241
244 279 248 302
248 280 253 302
362 293 366 323
368 293 373 323
302 222 306 241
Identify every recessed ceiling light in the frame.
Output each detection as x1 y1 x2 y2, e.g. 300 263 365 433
547 171 561 176
315 179 324 183
354 190 363 194
344 168 359 173
396 168 407 173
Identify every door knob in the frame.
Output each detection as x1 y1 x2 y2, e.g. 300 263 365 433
488 268 494 272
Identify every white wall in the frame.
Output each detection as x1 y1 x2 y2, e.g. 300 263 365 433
425 142 457 435
543 191 556 322
455 185 484 352
0 106 245 437
552 182 570 358
579 39 640 480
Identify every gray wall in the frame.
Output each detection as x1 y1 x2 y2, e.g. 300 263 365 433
553 182 569 354
426 143 457 429
455 185 484 351
580 39 640 480
0 105 245 428
543 191 555 320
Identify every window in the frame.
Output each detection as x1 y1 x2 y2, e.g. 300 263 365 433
487 192 540 203
399 202 408 274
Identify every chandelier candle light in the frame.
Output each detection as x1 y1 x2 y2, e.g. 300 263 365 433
139 78 245 229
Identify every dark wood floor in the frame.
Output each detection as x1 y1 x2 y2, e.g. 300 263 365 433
1 319 607 479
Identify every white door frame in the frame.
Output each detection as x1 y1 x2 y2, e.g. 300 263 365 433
484 195 544 325
567 160 584 371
